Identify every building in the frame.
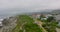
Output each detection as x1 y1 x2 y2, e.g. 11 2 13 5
31 13 53 20
31 14 41 19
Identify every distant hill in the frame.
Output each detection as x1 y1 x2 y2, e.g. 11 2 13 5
51 10 60 14
25 11 51 15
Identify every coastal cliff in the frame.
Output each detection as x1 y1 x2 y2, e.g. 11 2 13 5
0 17 17 32
0 15 58 32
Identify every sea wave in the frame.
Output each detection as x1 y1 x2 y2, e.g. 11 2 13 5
0 19 4 22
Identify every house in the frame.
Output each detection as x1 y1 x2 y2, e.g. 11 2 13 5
41 18 47 20
31 14 41 19
40 14 53 20
31 13 53 20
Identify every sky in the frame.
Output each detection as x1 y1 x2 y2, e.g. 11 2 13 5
0 0 60 14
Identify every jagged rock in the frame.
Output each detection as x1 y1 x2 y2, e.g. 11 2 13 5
0 17 17 32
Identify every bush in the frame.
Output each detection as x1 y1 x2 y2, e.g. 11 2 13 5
23 23 43 32
12 15 37 32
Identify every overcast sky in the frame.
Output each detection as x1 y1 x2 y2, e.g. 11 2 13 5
0 0 60 14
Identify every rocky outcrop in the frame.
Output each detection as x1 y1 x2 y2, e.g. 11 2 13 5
0 17 17 32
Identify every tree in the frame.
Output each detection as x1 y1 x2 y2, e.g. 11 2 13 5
42 16 58 32
47 16 55 22
40 14 45 19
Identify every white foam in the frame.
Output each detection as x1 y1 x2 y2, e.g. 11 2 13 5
0 22 2 24
0 20 3 26
0 19 4 22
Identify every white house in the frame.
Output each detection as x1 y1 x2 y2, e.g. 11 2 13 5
40 14 53 20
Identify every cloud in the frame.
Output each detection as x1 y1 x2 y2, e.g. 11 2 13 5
0 0 60 12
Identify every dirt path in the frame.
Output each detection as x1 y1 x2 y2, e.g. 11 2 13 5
0 28 3 32
35 20 47 32
56 28 60 32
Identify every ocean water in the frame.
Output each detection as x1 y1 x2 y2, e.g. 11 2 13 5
0 11 21 19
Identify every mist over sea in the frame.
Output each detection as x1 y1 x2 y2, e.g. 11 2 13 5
0 11 21 19
0 9 52 19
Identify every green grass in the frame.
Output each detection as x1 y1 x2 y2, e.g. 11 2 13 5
23 23 42 32
12 15 43 32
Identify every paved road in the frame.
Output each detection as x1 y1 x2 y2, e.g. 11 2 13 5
56 28 60 32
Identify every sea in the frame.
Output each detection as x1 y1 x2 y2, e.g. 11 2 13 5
0 11 21 21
